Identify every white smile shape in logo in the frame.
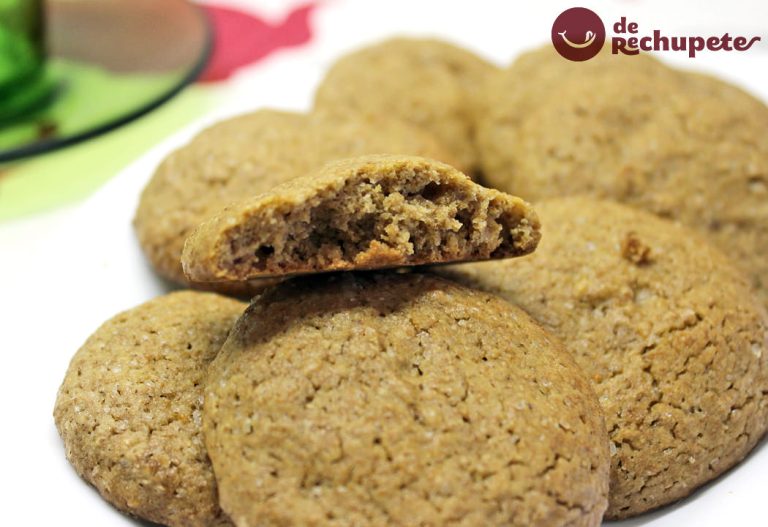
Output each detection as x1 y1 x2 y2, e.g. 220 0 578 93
558 30 596 49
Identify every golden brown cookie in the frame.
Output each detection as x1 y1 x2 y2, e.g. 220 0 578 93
181 155 540 284
314 38 497 175
477 46 768 308
439 198 768 518
204 273 610 527
133 109 457 290
54 291 245 526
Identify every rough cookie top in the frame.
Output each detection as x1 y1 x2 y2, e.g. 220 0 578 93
54 291 245 527
204 273 609 527
441 197 768 518
133 109 456 287
476 46 768 308
181 154 540 283
314 37 497 175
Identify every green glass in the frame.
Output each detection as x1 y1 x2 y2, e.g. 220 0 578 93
0 0 53 122
0 0 209 162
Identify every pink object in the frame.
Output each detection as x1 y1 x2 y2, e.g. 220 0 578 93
198 3 316 82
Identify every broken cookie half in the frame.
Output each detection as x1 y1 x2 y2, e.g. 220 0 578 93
181 154 540 283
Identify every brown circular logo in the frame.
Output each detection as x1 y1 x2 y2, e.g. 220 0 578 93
551 7 606 61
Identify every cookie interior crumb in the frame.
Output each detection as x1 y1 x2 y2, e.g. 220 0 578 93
182 155 540 281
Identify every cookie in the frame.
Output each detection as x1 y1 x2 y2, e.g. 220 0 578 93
477 46 768 309
133 109 456 289
204 273 610 527
181 155 540 283
314 38 497 176
54 291 245 526
439 198 768 518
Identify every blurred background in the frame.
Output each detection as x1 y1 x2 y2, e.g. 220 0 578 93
0 0 766 223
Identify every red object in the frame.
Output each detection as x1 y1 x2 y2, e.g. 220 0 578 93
198 3 316 82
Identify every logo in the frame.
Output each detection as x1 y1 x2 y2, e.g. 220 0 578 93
552 7 762 61
551 7 606 61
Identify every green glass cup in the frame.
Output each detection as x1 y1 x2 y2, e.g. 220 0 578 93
0 0 53 122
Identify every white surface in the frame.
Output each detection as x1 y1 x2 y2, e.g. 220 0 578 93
1 0 767 525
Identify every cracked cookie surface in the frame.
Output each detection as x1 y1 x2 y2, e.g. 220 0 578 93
181 155 539 283
204 273 609 527
314 38 497 176
54 291 245 526
134 109 456 291
477 46 768 309
440 198 768 518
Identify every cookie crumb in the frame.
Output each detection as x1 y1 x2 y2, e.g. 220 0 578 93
621 232 653 265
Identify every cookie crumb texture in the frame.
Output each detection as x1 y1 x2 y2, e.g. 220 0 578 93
54 291 245 527
204 273 609 527
134 109 456 289
182 155 539 282
441 198 768 519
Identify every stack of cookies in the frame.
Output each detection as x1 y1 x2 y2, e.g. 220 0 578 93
54 38 768 526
